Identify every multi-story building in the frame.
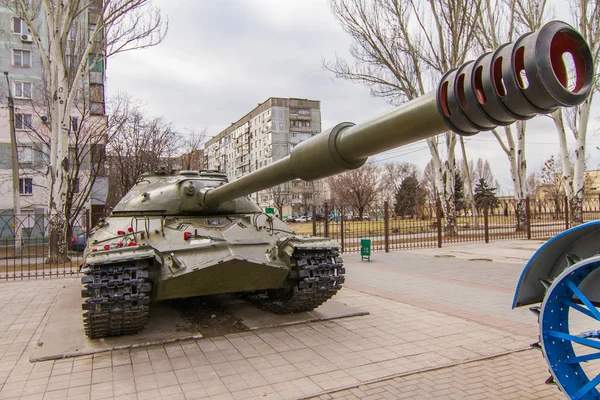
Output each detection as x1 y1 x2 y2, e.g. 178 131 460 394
0 3 108 228
205 97 324 217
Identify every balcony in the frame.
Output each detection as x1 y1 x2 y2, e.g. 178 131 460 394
289 114 312 121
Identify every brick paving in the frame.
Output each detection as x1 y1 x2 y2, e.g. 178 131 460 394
0 241 571 399
310 350 562 399
342 247 540 337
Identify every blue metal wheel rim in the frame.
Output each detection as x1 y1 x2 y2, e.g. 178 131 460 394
540 256 600 400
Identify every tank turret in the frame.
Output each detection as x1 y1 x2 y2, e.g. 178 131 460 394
81 21 593 338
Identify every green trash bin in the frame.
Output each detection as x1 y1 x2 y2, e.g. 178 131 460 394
360 238 371 261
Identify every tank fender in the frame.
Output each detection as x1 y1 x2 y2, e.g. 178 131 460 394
83 245 163 268
512 220 600 308
274 237 341 259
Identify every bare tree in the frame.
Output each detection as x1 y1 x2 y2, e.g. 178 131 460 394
326 163 380 217
4 0 167 261
459 157 495 227
379 162 418 206
326 0 481 235
180 129 208 171
25 86 129 231
422 160 438 219
458 137 478 226
550 0 599 223
299 182 316 217
268 184 289 218
475 0 548 232
527 172 539 199
106 103 179 208
461 158 497 187
538 155 565 218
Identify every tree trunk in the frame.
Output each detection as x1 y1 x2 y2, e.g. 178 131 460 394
444 133 458 236
427 134 458 236
552 109 575 199
515 198 527 232
570 196 583 224
514 122 528 231
46 62 71 263
459 136 478 228
571 98 590 224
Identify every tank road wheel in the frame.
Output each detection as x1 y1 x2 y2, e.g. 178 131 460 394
80 262 152 339
259 249 345 313
538 255 600 399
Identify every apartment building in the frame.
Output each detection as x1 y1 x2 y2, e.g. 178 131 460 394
0 3 108 226
205 98 324 217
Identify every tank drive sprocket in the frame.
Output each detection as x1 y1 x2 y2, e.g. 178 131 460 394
81 262 152 339
254 248 345 313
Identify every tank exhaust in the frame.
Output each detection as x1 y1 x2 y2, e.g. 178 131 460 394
203 20 593 208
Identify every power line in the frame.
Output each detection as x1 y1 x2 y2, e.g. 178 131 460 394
464 137 600 145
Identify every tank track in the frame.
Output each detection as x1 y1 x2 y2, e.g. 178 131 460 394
81 262 152 339
256 248 345 313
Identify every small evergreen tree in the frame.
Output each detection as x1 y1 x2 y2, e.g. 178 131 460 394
395 174 425 217
474 178 499 212
454 171 466 214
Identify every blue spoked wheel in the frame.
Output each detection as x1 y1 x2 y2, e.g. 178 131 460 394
540 255 600 400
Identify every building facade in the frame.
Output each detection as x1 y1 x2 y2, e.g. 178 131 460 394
205 98 324 218
0 3 108 228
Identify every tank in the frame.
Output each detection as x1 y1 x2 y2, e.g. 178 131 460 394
81 20 594 340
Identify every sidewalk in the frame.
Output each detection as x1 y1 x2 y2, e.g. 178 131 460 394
401 239 544 264
0 240 560 400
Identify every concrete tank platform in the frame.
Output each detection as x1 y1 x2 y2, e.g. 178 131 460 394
32 279 368 362
31 280 203 362
221 295 369 330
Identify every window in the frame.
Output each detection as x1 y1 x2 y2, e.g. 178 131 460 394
13 81 31 99
15 113 32 130
88 54 104 72
89 24 103 40
65 53 73 68
17 146 32 163
70 116 79 132
12 49 31 67
12 17 27 34
19 178 32 195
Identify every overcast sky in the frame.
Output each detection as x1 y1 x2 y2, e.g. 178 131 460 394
105 0 600 195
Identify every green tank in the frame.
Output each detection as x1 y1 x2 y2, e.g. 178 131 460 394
81 20 594 338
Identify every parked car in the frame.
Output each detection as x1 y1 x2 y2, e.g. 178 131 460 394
288 215 311 223
70 234 87 252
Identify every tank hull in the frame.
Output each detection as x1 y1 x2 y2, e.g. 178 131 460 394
84 214 340 301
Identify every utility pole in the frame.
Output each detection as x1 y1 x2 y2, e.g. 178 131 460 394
4 71 21 257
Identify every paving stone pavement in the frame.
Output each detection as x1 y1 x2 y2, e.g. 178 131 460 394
309 350 563 400
0 240 570 399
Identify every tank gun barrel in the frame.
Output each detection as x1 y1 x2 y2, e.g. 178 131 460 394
203 21 593 208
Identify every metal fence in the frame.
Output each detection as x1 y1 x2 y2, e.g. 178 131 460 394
0 214 86 280
306 196 600 254
2 195 600 280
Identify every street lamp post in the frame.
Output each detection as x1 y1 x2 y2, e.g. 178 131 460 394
4 71 21 256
